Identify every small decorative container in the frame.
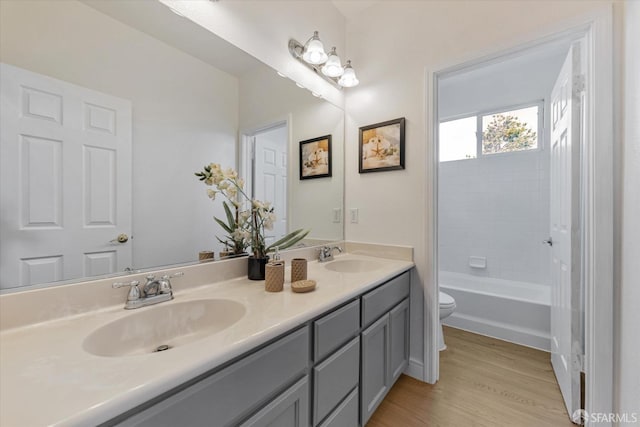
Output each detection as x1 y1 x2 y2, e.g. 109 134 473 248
265 261 285 292
199 251 214 261
292 279 316 293
291 258 308 283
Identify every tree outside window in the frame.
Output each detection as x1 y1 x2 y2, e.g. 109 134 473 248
481 106 539 155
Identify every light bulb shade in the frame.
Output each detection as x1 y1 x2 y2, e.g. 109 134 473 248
338 61 359 87
302 31 328 65
321 47 344 78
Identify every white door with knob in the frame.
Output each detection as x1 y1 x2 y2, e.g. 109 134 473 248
549 42 584 422
252 124 288 247
0 63 132 289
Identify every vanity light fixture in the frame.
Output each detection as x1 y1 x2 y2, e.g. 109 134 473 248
302 31 328 65
322 47 344 78
288 31 359 89
338 60 359 88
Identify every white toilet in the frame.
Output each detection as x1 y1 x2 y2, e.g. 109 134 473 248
439 291 456 351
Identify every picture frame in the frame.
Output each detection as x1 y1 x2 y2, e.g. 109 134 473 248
299 135 332 180
359 117 405 173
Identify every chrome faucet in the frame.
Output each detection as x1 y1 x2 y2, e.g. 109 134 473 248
113 272 183 309
318 245 342 262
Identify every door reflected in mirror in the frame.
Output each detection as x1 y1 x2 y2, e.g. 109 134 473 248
0 0 344 290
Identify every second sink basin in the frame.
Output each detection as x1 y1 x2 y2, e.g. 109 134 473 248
83 299 246 357
324 259 381 273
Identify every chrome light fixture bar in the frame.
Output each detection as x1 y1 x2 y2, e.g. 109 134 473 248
288 31 359 89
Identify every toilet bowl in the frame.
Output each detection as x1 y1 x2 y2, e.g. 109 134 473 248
439 291 456 351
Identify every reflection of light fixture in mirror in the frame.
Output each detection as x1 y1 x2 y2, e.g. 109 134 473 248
338 60 359 88
302 31 328 65
322 47 344 78
289 32 359 89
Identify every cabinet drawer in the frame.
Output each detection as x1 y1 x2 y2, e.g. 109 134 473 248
239 376 309 427
318 387 358 427
119 327 309 427
314 299 360 361
361 271 410 327
313 337 360 426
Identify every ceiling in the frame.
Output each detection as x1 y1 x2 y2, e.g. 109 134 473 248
330 0 381 21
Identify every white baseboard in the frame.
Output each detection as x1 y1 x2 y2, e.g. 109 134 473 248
404 357 427 382
445 312 550 351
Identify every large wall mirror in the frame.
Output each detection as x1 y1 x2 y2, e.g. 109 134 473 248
0 0 344 291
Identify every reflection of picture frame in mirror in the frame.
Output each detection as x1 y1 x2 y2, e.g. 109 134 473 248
359 117 405 173
300 135 332 180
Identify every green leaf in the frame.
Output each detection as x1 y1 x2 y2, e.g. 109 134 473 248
222 201 235 229
266 229 310 253
214 216 233 234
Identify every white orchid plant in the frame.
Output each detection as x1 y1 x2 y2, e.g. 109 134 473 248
195 163 309 259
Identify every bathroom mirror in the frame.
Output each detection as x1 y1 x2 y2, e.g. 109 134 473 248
0 0 344 290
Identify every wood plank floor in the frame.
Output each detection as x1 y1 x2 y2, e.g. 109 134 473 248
367 327 574 427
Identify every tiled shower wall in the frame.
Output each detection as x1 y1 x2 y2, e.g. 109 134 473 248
438 148 551 285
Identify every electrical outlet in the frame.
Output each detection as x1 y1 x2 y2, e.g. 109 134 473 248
332 208 342 223
349 208 359 224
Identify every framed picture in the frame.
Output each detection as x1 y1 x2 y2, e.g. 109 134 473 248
300 135 332 179
359 117 405 173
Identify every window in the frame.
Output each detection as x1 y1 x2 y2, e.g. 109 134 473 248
439 103 541 162
481 105 539 155
439 116 477 162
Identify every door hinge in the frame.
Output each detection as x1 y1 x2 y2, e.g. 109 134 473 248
573 74 586 94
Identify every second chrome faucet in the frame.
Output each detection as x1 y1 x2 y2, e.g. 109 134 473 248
318 246 342 262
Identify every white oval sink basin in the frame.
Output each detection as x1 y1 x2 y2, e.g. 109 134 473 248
83 299 245 357
324 259 381 273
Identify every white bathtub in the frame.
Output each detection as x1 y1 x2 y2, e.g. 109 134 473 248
440 271 551 351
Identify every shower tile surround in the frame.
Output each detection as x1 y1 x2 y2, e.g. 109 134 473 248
438 148 551 285
0 242 413 426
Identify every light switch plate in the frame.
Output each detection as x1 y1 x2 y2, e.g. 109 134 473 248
349 208 359 223
332 208 342 223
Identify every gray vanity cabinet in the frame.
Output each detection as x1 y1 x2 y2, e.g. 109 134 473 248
360 271 410 425
111 269 412 427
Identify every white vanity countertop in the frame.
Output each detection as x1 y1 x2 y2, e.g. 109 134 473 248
0 253 413 427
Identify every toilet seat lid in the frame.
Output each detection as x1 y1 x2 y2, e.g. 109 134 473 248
439 291 455 308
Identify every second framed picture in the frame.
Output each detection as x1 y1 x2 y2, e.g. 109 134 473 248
359 117 405 173
299 135 332 180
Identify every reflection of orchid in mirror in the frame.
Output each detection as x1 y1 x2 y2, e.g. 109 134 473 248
195 163 309 259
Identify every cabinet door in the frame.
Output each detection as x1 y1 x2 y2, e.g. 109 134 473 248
360 314 390 425
389 298 410 382
240 376 309 427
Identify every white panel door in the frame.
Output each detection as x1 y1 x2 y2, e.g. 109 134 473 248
0 63 132 289
549 44 583 422
253 125 288 247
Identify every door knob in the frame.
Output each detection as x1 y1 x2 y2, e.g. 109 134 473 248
111 233 129 244
543 237 553 247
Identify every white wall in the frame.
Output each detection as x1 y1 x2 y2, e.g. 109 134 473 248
0 0 238 270
438 49 566 285
343 0 619 382
617 0 640 418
